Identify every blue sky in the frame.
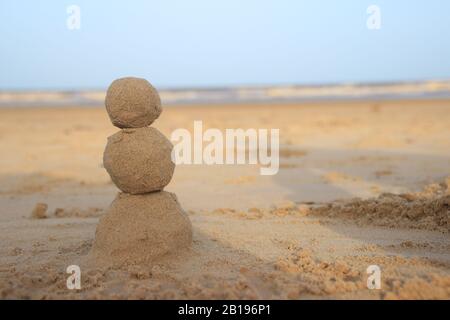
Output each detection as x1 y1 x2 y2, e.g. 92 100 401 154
1 0 450 90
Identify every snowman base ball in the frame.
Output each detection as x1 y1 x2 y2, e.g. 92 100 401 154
91 191 192 266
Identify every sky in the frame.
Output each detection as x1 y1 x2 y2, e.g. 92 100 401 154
1 0 450 90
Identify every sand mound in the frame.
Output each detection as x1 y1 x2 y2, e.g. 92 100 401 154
30 202 48 219
91 191 192 267
105 77 161 128
103 127 175 194
310 181 450 232
208 179 450 232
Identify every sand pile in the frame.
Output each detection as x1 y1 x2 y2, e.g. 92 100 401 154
30 202 48 219
207 179 450 233
93 192 191 265
310 180 450 232
91 77 192 266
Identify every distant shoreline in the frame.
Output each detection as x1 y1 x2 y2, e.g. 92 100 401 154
1 80 450 107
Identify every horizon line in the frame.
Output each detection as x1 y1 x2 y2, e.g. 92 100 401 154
2 78 450 93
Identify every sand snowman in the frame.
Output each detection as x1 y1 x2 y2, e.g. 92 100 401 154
91 77 192 266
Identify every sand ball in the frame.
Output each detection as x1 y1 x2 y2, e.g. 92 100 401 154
91 191 192 266
103 127 175 194
31 202 48 219
105 77 162 128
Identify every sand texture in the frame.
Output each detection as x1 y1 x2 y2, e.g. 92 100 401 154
105 77 162 128
0 99 449 299
91 191 192 267
103 127 175 194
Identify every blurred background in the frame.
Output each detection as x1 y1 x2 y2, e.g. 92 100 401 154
1 0 450 106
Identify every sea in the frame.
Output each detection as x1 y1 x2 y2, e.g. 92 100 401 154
1 80 450 107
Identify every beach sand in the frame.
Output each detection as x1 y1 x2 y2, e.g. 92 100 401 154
0 99 449 299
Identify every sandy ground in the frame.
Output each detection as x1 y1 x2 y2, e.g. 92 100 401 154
0 99 449 299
